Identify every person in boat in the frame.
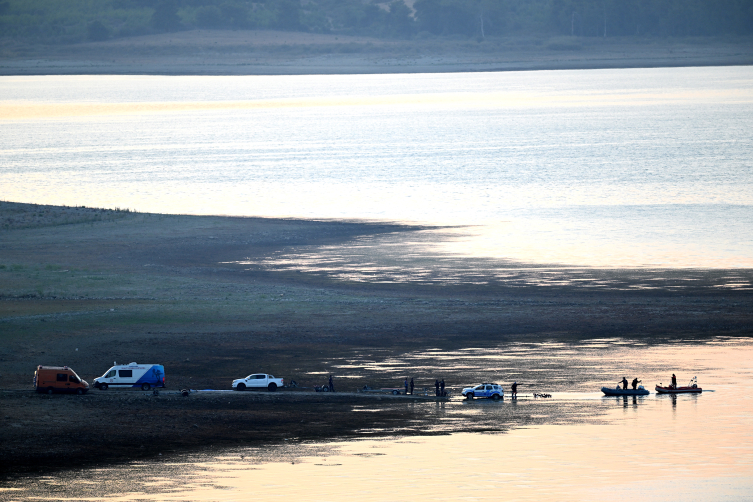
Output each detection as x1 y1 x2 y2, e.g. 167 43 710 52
511 382 518 398
632 378 641 390
621 377 628 390
671 374 677 389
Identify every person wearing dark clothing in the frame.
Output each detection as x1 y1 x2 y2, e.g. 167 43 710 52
511 382 518 398
671 374 677 389
435 379 440 397
328 374 334 392
404 378 409 395
632 378 641 390
440 379 445 397
409 378 414 395
621 377 628 390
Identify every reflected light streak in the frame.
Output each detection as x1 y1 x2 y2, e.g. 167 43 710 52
2 87 750 120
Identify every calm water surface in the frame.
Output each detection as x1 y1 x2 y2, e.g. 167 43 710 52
3 338 751 501
2 67 752 267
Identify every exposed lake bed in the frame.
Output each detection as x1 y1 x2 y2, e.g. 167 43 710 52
1 202 751 497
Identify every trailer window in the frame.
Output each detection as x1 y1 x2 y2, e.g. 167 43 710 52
57 373 68 382
119 370 133 378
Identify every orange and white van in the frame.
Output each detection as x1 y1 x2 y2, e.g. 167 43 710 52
34 365 89 394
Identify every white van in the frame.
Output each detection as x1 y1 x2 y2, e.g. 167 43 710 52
93 362 165 391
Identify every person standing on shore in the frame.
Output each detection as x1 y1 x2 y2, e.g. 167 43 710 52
440 379 445 397
435 379 440 396
328 374 334 392
410 378 414 395
404 378 409 395
511 382 518 398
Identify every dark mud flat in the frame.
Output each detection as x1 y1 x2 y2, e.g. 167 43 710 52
0 389 599 478
0 391 445 476
1 201 752 477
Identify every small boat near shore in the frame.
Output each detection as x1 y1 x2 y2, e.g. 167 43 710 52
601 386 650 396
655 376 702 394
655 385 702 394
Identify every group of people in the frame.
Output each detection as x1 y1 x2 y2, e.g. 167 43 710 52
619 377 642 390
403 377 415 395
402 378 446 396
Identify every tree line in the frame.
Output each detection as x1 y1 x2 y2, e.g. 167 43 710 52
1 0 751 44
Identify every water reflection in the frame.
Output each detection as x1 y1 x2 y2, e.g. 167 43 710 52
3 338 752 501
3 68 753 268
231 228 753 286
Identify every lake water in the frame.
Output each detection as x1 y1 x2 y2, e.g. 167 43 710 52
3 337 752 501
1 66 752 268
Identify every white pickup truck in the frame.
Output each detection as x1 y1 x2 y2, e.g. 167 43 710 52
232 373 284 392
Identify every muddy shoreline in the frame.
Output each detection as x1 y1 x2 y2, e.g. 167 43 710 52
1 201 752 478
0 390 469 478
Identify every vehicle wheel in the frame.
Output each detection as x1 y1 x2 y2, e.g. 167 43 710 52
321 386 329 392
392 390 399 395
466 393 474 399
236 383 246 391
141 383 150 391
491 394 500 400
268 383 277 392
100 384 108 391
76 388 84 395
47 387 54 395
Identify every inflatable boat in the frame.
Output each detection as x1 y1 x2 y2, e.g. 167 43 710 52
656 376 702 394
655 385 702 394
601 386 650 396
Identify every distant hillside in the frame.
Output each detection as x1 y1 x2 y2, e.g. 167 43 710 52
1 0 752 45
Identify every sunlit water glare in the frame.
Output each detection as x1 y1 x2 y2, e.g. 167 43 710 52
4 338 751 501
2 66 752 267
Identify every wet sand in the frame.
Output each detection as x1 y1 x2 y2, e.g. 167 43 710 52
1 201 752 477
1 31 752 75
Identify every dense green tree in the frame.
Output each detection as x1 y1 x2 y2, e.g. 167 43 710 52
151 0 181 31
386 1 415 38
0 0 751 44
87 19 111 41
274 0 300 30
195 5 223 28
